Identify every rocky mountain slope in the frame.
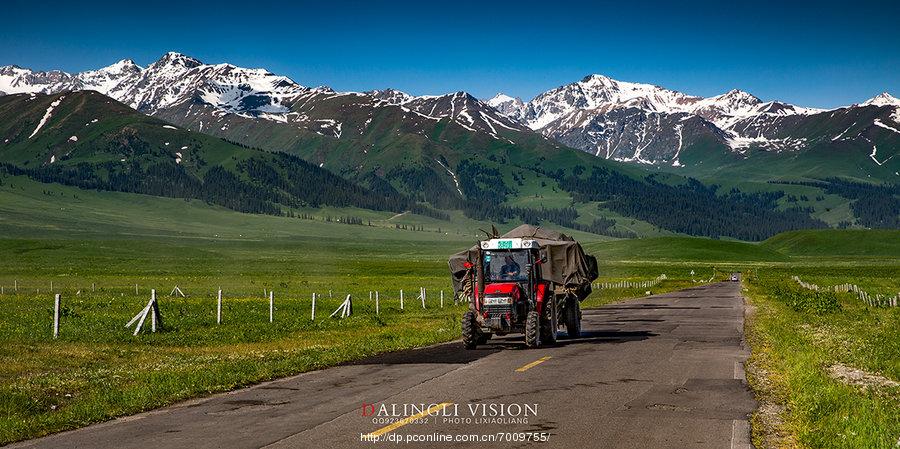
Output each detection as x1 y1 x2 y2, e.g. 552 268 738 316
489 75 900 181
4 55 897 182
0 53 525 140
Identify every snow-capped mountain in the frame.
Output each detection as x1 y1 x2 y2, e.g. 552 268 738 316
0 65 77 95
377 91 528 135
2 54 896 177
0 53 522 141
860 92 900 108
0 53 313 116
486 94 525 118
488 74 897 169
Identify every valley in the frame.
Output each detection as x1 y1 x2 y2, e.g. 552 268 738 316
0 49 897 449
0 176 897 446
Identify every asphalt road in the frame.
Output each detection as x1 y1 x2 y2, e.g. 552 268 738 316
12 282 756 449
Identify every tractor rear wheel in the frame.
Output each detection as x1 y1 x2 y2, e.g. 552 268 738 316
462 311 480 350
565 299 582 338
525 310 541 348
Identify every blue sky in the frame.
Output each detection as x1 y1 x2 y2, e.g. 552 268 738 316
3 0 897 108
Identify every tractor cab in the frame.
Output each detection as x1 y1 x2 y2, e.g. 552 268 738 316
476 238 546 336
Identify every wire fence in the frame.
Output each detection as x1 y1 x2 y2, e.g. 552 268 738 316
792 276 899 308
1 280 466 340
4 274 680 339
594 274 667 290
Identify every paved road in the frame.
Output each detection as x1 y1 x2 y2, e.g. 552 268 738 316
13 282 756 449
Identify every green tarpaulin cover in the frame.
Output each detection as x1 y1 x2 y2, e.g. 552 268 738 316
448 224 598 300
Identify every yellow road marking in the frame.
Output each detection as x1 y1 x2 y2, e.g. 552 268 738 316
364 402 453 438
515 356 552 372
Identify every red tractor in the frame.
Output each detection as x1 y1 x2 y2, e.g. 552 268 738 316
449 226 598 349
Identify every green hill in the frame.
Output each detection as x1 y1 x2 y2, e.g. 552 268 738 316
0 91 414 216
761 229 900 258
2 92 883 241
585 236 788 263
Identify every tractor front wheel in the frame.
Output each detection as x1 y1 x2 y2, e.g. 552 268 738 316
540 296 558 345
462 311 480 350
525 310 541 348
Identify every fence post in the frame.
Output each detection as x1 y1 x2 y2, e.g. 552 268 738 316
375 291 380 315
135 284 138 295
440 290 444 308
150 289 157 332
217 288 222 324
269 291 274 323
91 282 94 292
421 287 426 309
400 289 404 309
50 281 53 292
14 279 17 293
311 292 316 320
53 294 60 338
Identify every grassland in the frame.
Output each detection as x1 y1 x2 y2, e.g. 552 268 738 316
0 175 897 446
744 268 900 449
0 175 684 444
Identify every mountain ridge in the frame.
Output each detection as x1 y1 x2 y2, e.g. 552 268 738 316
487 74 899 180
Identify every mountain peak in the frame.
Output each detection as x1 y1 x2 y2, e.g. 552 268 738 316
723 88 757 98
711 89 761 106
487 93 525 117
582 74 612 82
488 93 521 103
97 59 143 74
580 74 618 87
152 52 203 69
861 92 900 107
0 65 28 76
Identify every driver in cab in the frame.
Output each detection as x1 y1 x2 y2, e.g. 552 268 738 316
500 255 520 279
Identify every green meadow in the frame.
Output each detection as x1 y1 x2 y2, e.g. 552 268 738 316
0 175 897 447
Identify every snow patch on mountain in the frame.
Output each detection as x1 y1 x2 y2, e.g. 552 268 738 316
29 95 64 138
434 158 463 196
874 119 900 134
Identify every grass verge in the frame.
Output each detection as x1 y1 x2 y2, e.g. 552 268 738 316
744 269 900 448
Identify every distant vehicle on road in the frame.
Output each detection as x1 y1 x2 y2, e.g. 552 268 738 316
731 273 740 282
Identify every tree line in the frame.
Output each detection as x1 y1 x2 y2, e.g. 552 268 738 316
771 179 899 229
555 168 827 241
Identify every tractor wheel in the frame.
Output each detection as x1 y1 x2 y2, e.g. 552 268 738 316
540 297 558 345
462 311 480 350
525 310 541 348
565 299 582 338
